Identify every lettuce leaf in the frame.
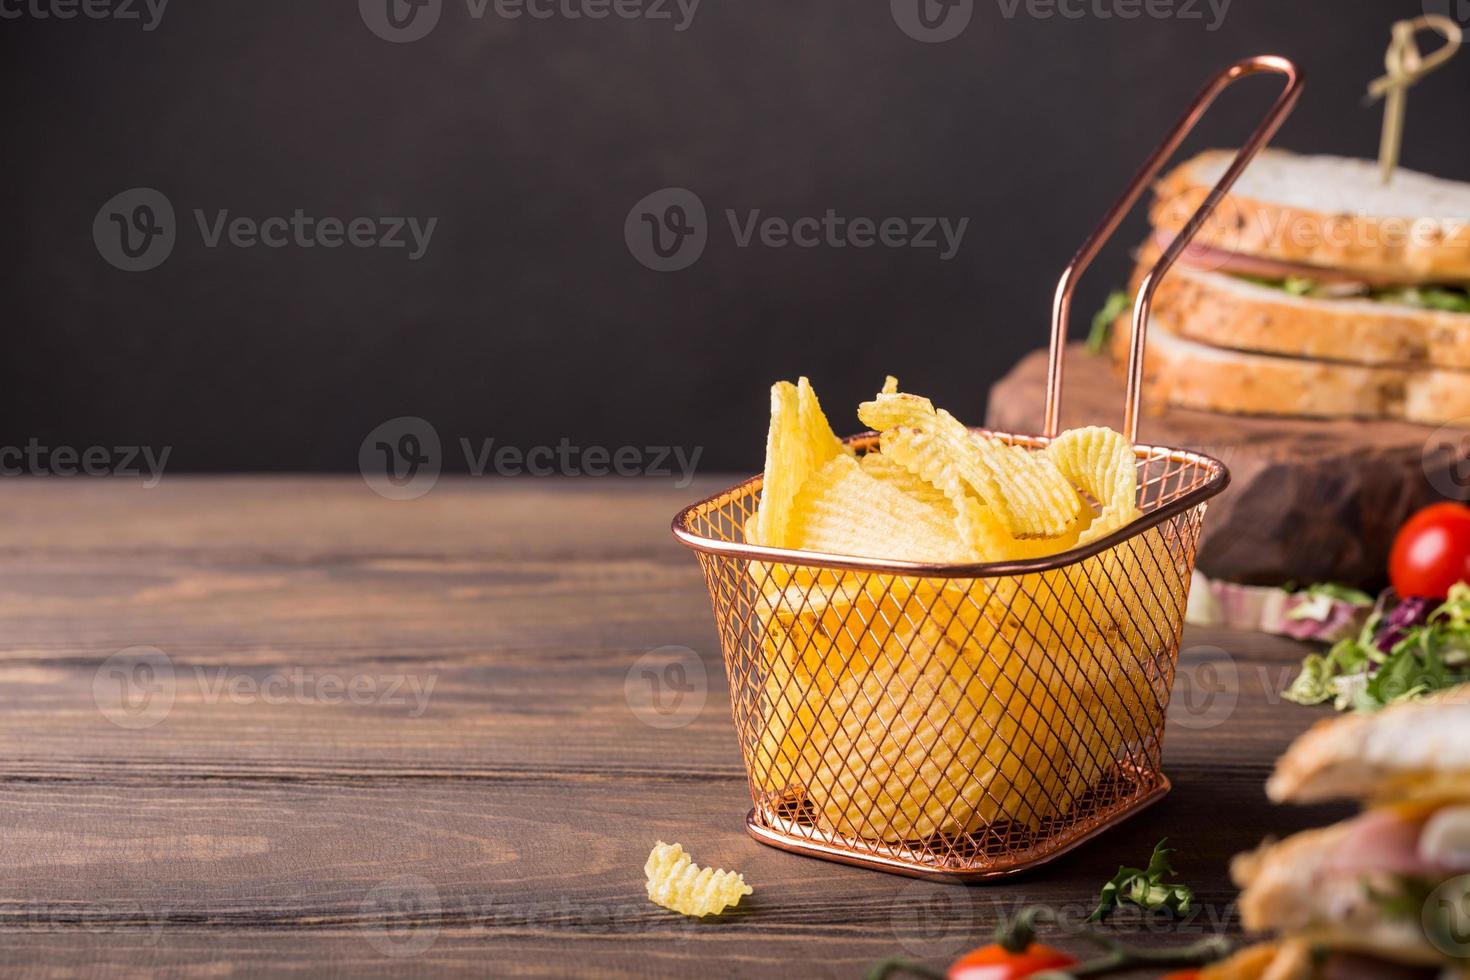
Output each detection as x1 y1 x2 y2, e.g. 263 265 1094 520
1371 286 1470 314
1287 584 1470 712
1231 273 1470 313
1089 839 1193 921
1087 290 1132 353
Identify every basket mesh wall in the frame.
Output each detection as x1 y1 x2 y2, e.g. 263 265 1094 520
678 439 1219 878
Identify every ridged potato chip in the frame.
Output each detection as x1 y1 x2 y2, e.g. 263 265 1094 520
1045 426 1142 545
645 841 751 917
877 428 1075 561
960 427 1081 539
859 386 1079 539
753 377 850 549
859 451 953 510
787 455 977 564
856 389 936 433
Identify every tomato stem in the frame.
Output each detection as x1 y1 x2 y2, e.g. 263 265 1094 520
1029 935 1231 978
863 955 946 980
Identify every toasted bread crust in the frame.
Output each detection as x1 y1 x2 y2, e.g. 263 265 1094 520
1131 247 1470 369
1151 150 1470 284
1198 942 1292 980
1200 942 1316 980
1267 686 1470 803
1231 822 1444 966
1109 314 1470 425
1204 943 1470 980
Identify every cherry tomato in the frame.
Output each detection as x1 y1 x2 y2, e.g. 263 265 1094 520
947 943 1078 980
1389 503 1470 598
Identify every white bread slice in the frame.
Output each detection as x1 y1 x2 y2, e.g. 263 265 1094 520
1151 150 1470 284
1110 314 1470 425
1267 685 1470 804
1134 248 1470 369
1230 823 1445 967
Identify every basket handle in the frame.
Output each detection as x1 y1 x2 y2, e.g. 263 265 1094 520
1042 55 1303 443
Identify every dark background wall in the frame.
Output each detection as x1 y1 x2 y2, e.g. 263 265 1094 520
4 0 1468 473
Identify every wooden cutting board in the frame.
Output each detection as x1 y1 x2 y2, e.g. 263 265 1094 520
986 344 1470 588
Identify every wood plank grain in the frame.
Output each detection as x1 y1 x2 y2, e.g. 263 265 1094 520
0 477 1350 978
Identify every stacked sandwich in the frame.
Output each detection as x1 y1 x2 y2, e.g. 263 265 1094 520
1204 687 1470 979
1109 150 1470 424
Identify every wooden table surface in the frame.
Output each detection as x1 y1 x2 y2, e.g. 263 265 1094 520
0 477 1351 979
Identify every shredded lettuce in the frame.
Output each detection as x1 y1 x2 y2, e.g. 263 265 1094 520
1232 272 1470 312
1371 286 1470 314
1285 584 1470 712
1365 876 1437 922
1087 290 1132 353
1089 839 1194 922
1284 583 1374 623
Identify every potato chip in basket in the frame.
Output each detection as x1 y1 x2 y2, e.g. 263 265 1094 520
753 377 851 549
1045 426 1141 545
858 386 1080 539
787 455 977 565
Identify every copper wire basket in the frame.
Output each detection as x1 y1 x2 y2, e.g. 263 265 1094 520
673 57 1302 880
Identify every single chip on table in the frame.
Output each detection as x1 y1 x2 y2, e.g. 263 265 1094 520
644 841 752 917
